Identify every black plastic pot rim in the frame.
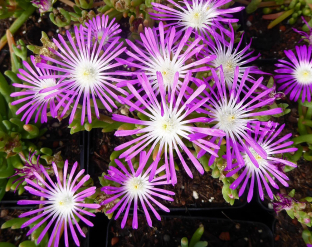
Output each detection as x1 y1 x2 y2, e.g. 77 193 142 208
255 183 275 214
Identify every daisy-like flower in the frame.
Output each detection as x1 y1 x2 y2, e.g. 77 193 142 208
36 25 128 125
12 151 44 191
150 0 244 36
101 152 175 229
226 122 297 202
189 67 283 170
84 15 121 45
112 72 225 185
275 45 312 102
18 160 100 247
117 21 216 92
10 56 62 124
200 25 263 88
293 16 312 45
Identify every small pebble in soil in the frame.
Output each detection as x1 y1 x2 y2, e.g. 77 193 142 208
14 235 21 241
129 233 132 237
59 141 64 147
258 229 262 233
246 21 252 27
193 191 199 199
82 227 88 235
208 197 214 202
52 122 61 128
163 234 170 242
268 203 273 209
235 224 240 230
244 237 248 241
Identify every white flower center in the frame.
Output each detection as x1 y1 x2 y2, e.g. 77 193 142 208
212 52 239 87
74 61 100 88
243 146 268 171
97 29 109 44
152 112 182 142
160 66 176 86
37 79 57 101
152 56 180 89
125 176 149 197
52 188 76 217
294 62 312 85
215 105 241 135
183 4 217 30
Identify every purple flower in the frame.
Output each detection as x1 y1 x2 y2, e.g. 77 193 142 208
226 122 297 202
36 25 128 125
199 25 264 88
18 161 100 247
101 152 175 229
112 72 225 185
189 67 283 170
116 21 216 92
83 15 121 46
150 0 244 36
31 0 53 13
293 17 312 45
12 151 44 191
10 56 62 124
275 45 312 102
273 193 296 213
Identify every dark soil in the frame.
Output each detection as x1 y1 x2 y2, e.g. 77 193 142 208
0 209 29 246
274 211 306 247
107 215 273 247
243 10 303 60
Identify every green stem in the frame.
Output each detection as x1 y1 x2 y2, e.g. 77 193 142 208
0 5 36 51
306 107 312 120
267 8 294 29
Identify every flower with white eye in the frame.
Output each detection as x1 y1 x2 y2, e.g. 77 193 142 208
275 45 312 102
189 67 283 170
101 152 175 229
226 122 297 202
151 0 244 36
36 24 128 125
112 72 225 185
18 161 100 247
116 21 215 93
10 56 64 124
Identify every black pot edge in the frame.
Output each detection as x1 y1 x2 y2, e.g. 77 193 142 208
105 214 275 247
81 131 90 247
255 183 276 214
